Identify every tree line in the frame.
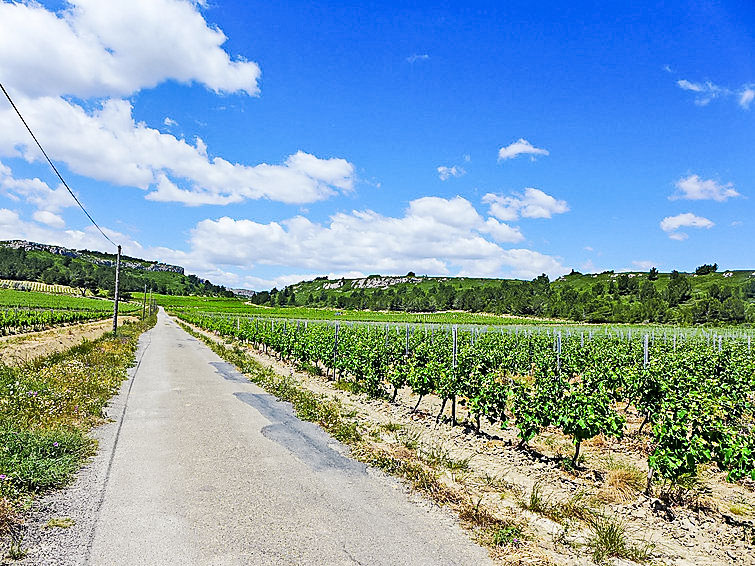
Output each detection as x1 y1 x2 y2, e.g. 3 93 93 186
251 269 755 325
0 247 233 297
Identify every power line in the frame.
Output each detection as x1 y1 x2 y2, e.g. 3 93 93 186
0 82 117 248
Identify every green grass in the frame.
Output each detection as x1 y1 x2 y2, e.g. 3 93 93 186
490 524 526 547
418 440 471 471
43 517 74 529
521 482 598 524
0 427 95 494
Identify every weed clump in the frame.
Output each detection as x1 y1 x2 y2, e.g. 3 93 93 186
588 514 653 564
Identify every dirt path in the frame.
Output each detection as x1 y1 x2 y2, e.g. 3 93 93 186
0 317 137 365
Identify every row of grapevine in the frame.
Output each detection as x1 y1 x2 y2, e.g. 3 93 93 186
0 288 142 335
175 311 755 489
0 308 110 335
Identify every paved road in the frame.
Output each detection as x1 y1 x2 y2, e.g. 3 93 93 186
87 311 492 565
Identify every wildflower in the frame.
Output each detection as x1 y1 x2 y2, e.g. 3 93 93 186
53 442 59 447
0 474 6 480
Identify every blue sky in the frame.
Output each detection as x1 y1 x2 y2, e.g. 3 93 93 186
0 0 753 289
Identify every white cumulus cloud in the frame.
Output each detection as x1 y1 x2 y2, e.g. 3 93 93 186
0 1 355 208
670 174 740 202
483 188 569 221
436 165 466 181
498 139 549 161
32 210 66 228
178 195 565 282
0 97 355 206
0 161 76 213
660 212 714 241
0 0 261 98
0 207 143 255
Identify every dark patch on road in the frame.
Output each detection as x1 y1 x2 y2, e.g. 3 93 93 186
209 361 250 383
234 391 366 476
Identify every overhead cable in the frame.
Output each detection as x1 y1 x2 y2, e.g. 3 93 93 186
0 82 117 247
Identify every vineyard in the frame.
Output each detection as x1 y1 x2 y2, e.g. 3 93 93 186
173 309 755 492
0 288 140 335
155 293 564 325
0 279 93 296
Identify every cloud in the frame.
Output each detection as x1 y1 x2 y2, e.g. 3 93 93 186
497 139 549 161
581 259 598 273
676 78 755 109
32 210 65 228
670 174 740 202
483 188 569 221
0 97 355 206
436 165 466 181
676 79 723 106
480 218 524 243
0 193 565 287
740 88 755 109
406 54 429 63
0 207 142 256
660 212 714 240
632 260 656 270
0 161 77 213
0 1 355 208
0 0 261 98
180 195 565 282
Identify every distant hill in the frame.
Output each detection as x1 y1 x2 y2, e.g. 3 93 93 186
0 240 233 297
248 268 755 325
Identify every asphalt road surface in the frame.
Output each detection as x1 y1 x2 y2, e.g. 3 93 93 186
85 311 492 565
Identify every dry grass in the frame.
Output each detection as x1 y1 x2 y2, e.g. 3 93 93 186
597 460 646 503
0 497 21 539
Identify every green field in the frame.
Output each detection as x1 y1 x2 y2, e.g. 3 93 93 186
156 293 566 325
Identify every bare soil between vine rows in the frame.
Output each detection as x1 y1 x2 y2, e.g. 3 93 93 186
0 317 138 366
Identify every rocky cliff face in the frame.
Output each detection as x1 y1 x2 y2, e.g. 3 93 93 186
1 240 185 275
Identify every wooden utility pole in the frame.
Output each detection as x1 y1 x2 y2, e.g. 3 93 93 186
112 245 121 334
142 283 147 320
